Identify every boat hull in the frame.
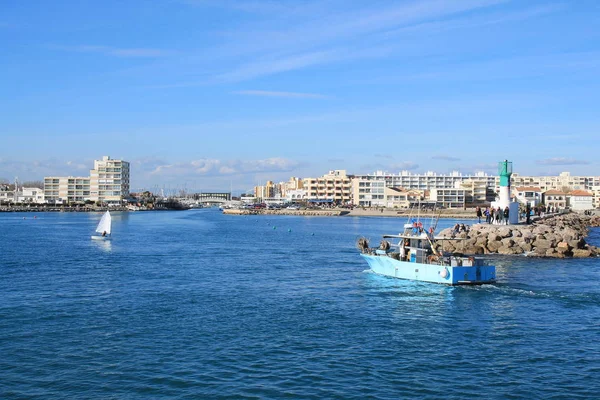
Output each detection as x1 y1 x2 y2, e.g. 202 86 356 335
91 235 111 241
361 254 495 285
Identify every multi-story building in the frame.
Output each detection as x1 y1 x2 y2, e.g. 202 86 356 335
90 156 130 205
430 188 467 209
592 186 600 209
543 190 567 210
0 189 14 204
303 170 353 204
511 171 600 192
17 187 45 204
44 156 130 204
352 170 600 207
255 180 275 200
568 190 594 211
352 170 496 206
513 186 543 208
44 176 90 204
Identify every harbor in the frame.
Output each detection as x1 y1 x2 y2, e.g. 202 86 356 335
2 209 600 398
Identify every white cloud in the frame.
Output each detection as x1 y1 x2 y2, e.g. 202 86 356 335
432 155 461 162
146 157 301 177
536 158 590 166
390 161 420 171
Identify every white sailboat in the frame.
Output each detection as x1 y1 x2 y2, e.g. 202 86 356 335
91 211 112 240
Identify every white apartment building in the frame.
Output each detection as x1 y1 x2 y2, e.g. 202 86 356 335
353 170 600 207
286 189 308 202
430 188 467 209
568 190 594 211
352 170 496 205
513 186 543 208
303 170 353 204
90 156 130 205
44 156 130 204
511 171 600 192
44 176 91 204
0 190 14 204
543 190 567 210
17 187 45 204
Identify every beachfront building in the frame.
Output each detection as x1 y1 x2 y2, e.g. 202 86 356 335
543 190 567 210
513 186 543 208
430 188 467 209
44 176 91 204
303 170 353 205
511 171 600 192
0 189 14 204
255 180 275 200
592 186 600 209
44 156 130 204
17 187 45 204
352 170 496 206
90 156 130 205
286 189 308 203
353 182 423 208
568 190 594 211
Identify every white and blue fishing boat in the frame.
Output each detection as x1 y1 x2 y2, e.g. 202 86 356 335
358 217 496 286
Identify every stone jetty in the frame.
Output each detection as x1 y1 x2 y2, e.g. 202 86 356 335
437 213 600 258
222 209 350 217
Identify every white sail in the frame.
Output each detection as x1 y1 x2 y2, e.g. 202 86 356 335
95 211 112 235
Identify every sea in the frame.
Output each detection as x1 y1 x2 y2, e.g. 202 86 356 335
1 209 599 399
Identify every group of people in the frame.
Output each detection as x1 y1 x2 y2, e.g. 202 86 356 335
476 206 510 225
452 223 470 235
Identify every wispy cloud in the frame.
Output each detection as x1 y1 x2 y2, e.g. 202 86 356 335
233 90 328 99
51 44 174 58
391 162 420 171
432 155 461 161
0 158 94 180
156 0 510 85
536 158 590 166
66 160 89 171
215 50 339 82
148 157 302 177
374 154 394 159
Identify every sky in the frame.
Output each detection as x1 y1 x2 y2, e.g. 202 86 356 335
1 0 600 194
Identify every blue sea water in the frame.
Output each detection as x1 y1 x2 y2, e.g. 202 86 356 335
1 210 599 399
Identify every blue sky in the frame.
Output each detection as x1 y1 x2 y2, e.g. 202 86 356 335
1 0 599 193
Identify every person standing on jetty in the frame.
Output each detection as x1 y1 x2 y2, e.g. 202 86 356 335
526 204 531 224
476 206 482 223
504 206 510 225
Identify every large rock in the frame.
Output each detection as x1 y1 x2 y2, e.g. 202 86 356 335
438 212 597 258
573 249 592 258
497 227 512 238
533 238 554 250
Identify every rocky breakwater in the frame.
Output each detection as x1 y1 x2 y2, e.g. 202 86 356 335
437 213 600 258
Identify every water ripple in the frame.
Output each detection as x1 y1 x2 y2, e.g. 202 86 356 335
1 212 599 399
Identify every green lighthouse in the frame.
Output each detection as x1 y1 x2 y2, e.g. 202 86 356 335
498 160 513 188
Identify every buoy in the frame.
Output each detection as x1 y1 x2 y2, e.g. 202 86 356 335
273 226 276 229
288 229 291 232
311 233 315 236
